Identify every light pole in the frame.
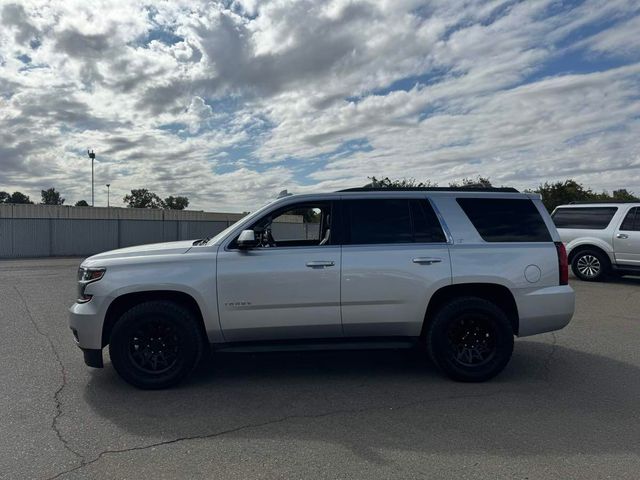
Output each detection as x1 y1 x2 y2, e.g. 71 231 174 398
106 183 111 207
87 150 96 206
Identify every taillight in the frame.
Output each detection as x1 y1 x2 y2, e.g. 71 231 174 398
555 242 568 285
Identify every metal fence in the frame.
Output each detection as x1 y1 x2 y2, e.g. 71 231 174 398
0 204 314 258
0 204 244 258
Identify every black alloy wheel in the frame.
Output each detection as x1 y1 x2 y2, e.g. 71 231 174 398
128 319 181 374
109 300 204 389
447 314 497 368
427 297 514 382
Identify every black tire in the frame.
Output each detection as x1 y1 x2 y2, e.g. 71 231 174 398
426 297 514 382
109 301 204 389
571 249 609 282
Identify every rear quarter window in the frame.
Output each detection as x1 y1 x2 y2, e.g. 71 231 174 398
552 207 618 230
457 198 552 242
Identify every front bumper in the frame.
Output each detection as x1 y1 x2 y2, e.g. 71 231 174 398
69 301 105 350
82 348 104 368
69 301 106 368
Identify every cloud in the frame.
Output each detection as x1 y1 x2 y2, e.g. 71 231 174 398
0 0 639 210
580 15 640 58
1 3 40 45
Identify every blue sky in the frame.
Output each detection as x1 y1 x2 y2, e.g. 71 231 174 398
0 0 639 210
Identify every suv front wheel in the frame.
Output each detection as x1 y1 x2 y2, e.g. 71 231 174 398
426 297 514 382
109 301 204 389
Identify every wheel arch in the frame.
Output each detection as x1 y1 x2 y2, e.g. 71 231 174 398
422 283 519 336
567 243 611 266
102 290 207 348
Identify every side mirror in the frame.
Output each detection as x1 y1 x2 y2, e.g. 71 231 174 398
237 229 258 249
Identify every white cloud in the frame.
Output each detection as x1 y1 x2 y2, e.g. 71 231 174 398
0 0 639 210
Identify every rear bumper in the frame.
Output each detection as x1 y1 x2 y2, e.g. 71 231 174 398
516 285 575 337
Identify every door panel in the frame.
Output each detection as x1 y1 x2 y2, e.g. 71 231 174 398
217 246 342 341
341 244 451 337
613 207 640 266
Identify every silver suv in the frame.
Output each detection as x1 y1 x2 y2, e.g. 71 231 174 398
552 202 640 281
69 188 575 389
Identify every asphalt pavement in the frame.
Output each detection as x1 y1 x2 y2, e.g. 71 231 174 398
1 257 638 479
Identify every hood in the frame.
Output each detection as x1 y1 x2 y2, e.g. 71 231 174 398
83 240 196 263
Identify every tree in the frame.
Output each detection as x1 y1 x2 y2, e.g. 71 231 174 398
0 191 9 203
365 176 438 188
41 187 65 205
164 196 189 210
449 176 493 188
8 191 33 204
533 180 596 212
123 189 165 208
611 189 639 202
75 200 89 207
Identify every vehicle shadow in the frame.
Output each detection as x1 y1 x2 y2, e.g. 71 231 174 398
606 274 640 285
83 341 640 459
570 273 640 285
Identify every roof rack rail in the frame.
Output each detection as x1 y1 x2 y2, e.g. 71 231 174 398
568 200 639 204
337 186 519 193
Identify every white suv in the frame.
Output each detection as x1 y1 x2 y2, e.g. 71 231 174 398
552 202 640 281
69 188 575 389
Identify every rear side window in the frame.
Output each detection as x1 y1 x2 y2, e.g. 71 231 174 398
457 198 551 242
552 207 618 230
344 198 445 245
620 207 640 231
410 200 447 243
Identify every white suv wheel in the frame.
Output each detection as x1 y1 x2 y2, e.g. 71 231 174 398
571 250 609 282
576 254 601 278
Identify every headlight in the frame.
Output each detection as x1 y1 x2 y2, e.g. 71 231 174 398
77 267 106 303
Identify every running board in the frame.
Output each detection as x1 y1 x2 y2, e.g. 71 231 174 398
611 264 640 273
212 338 419 353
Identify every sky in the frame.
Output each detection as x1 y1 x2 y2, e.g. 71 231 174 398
0 0 639 212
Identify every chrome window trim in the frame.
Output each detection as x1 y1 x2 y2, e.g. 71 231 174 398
225 244 341 253
341 242 450 249
426 197 454 245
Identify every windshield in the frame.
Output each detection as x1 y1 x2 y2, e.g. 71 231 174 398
206 198 281 246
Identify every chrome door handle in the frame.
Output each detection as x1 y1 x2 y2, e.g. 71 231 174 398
412 257 442 265
306 260 335 268
617 233 629 239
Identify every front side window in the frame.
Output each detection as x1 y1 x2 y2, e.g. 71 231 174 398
343 198 445 245
238 202 332 248
620 207 640 231
552 207 618 230
458 198 551 242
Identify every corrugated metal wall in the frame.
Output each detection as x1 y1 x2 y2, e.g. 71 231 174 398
0 205 309 258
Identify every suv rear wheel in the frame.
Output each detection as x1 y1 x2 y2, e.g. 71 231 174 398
109 301 204 389
571 249 609 282
426 297 514 382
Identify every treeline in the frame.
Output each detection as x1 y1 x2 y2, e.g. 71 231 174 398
0 188 68 205
0 187 190 210
366 177 639 212
122 189 189 210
